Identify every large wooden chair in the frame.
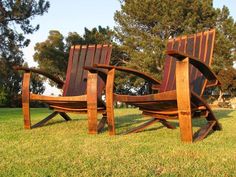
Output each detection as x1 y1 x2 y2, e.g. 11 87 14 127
15 44 112 134
94 29 222 142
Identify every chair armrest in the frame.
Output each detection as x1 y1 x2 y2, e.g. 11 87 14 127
13 66 64 88
166 50 220 85
93 64 161 85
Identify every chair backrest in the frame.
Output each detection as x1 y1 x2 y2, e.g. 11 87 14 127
159 29 215 96
63 44 112 96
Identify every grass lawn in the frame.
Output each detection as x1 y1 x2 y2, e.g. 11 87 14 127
0 108 236 176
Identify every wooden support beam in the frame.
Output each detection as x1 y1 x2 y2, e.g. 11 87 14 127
87 71 98 134
122 118 160 134
22 72 31 129
31 111 59 128
193 121 216 142
106 69 116 135
59 112 72 121
176 57 193 142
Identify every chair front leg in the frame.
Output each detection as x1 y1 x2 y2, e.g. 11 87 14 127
22 72 31 129
106 68 116 135
176 57 193 142
87 71 98 134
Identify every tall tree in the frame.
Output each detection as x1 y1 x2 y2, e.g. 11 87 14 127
0 0 50 106
114 0 236 93
34 26 116 86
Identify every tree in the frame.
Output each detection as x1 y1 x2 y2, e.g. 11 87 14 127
34 26 116 86
0 0 50 106
114 0 236 93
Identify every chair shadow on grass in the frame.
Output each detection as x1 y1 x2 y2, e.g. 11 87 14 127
109 109 235 135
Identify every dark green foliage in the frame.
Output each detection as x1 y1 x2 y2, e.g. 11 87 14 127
34 26 116 85
0 0 49 106
114 0 236 94
218 67 236 95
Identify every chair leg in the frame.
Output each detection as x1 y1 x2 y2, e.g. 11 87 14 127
106 69 116 135
31 111 59 128
122 118 160 134
59 112 72 121
176 58 193 142
87 72 98 134
22 72 31 129
193 110 222 142
97 113 107 133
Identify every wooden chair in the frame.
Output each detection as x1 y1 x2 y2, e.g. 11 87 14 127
93 29 222 142
15 44 112 134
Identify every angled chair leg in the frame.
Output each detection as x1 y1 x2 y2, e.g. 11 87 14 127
87 72 98 134
193 120 216 142
22 72 31 129
31 111 59 128
59 112 72 121
159 119 176 129
106 69 116 135
122 118 160 134
97 113 107 133
176 58 193 142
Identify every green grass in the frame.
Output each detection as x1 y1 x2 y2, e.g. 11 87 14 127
0 108 236 177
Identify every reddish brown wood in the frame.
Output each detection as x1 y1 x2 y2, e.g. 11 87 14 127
122 118 160 134
59 112 72 121
176 57 193 142
96 29 220 142
17 44 112 132
87 71 98 134
106 68 116 135
22 72 31 129
31 111 59 128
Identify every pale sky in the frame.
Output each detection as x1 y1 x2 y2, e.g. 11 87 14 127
22 0 236 95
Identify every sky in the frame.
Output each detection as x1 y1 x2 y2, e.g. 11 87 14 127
22 0 236 95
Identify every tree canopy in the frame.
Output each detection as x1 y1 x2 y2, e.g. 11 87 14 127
114 0 236 93
0 0 49 106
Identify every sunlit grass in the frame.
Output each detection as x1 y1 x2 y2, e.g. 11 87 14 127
0 108 235 176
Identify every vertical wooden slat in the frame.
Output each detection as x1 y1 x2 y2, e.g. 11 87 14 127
159 40 174 92
87 71 98 134
176 57 193 142
81 45 96 94
165 39 179 91
66 46 81 96
22 72 31 129
106 68 116 135
73 45 88 95
93 44 102 64
200 30 215 96
63 46 75 96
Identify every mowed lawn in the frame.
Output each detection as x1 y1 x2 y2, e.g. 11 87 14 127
0 108 236 177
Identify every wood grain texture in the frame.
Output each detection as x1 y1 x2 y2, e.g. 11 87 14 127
106 68 116 135
176 57 193 142
17 44 112 132
87 71 98 134
22 72 31 129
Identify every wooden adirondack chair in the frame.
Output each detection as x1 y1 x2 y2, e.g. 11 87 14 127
15 44 112 134
93 29 222 142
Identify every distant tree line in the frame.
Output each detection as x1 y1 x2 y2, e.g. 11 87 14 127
0 0 235 107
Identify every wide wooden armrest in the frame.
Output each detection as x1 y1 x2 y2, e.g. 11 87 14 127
94 64 161 85
13 66 64 88
83 66 107 83
166 50 220 85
